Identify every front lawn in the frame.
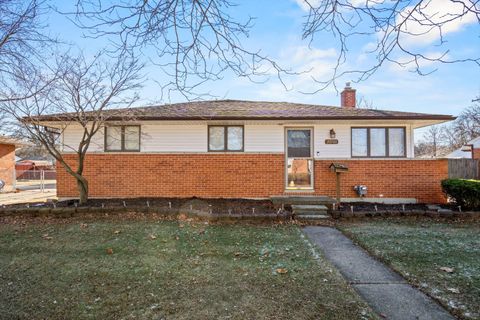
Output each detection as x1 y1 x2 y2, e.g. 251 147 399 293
339 220 480 319
0 219 375 319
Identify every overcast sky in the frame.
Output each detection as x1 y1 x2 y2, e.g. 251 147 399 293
49 0 479 120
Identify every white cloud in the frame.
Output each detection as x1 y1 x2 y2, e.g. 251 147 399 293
349 0 381 6
294 0 320 12
386 51 450 72
295 0 476 48
291 46 336 63
295 0 383 11
253 44 339 101
398 0 477 46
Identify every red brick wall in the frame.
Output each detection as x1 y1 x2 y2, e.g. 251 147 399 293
0 144 15 188
314 160 448 203
57 154 285 199
473 148 480 160
57 154 448 203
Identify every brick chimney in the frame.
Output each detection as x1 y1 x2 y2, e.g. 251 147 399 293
341 82 356 108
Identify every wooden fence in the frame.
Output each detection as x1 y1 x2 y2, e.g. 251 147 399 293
448 159 480 179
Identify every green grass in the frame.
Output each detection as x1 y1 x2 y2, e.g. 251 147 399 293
0 220 375 319
339 220 480 319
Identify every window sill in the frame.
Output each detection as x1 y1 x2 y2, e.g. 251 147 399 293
284 188 315 193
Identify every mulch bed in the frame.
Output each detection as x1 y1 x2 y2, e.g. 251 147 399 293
4 197 475 218
337 202 429 212
6 197 280 215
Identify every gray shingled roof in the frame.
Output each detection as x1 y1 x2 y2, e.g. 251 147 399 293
33 99 455 121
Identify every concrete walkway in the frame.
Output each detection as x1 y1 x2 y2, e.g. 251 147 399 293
303 226 454 320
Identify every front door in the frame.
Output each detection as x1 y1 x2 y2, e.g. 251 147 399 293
285 128 313 190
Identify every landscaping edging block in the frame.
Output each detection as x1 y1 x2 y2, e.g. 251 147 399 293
332 209 480 220
1 205 477 222
0 206 293 223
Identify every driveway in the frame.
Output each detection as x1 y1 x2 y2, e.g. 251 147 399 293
0 180 57 205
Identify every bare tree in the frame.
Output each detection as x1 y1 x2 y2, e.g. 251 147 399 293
0 0 55 103
356 95 376 109
422 125 442 157
416 94 480 156
441 95 480 150
456 98 480 138
0 52 143 204
69 0 292 99
300 0 480 91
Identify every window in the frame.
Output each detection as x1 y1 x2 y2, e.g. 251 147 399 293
370 128 386 157
287 129 312 158
105 126 141 152
208 125 244 151
388 128 405 157
352 128 368 157
351 127 406 158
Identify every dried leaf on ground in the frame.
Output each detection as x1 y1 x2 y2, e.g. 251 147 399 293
106 248 113 254
276 268 288 274
42 234 53 240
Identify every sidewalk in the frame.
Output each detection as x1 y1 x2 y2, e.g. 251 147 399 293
303 226 453 320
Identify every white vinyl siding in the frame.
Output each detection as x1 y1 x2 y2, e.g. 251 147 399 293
244 124 284 152
314 124 352 158
61 120 415 158
62 125 104 152
141 124 207 152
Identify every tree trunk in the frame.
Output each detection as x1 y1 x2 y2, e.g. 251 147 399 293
76 175 89 205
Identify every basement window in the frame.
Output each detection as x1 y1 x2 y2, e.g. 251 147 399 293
208 125 244 152
105 125 141 152
351 127 406 158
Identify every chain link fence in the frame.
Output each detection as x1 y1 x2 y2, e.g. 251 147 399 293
15 169 57 192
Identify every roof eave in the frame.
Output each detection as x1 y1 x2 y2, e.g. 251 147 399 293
34 115 456 122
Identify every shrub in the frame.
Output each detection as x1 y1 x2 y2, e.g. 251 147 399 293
441 179 480 210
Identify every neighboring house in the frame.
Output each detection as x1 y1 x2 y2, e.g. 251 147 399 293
0 136 28 192
16 158 56 180
446 136 480 160
35 84 455 203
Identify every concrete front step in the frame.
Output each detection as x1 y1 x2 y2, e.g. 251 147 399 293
270 196 336 207
296 214 331 220
292 204 328 215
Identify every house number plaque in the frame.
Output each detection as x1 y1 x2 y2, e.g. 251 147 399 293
325 139 339 144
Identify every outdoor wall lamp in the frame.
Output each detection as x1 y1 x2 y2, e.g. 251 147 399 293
329 129 336 139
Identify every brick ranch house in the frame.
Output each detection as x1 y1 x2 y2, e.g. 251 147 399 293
36 84 455 204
